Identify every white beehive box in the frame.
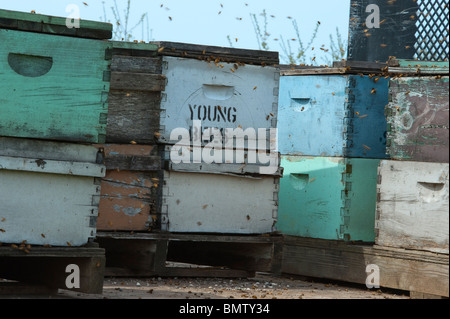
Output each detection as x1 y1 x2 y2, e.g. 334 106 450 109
0 137 105 247
375 160 449 254
161 170 279 234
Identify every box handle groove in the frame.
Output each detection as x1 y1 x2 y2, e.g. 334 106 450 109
202 84 234 101
8 53 53 77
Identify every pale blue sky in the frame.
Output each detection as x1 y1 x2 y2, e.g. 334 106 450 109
1 0 351 64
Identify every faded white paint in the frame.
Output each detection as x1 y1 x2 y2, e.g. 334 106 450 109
161 171 278 234
376 160 449 254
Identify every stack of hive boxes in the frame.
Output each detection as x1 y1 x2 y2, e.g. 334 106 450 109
276 64 390 242
376 59 449 254
97 41 282 234
0 9 112 247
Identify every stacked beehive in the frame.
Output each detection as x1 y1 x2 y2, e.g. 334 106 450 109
276 63 390 242
97 41 282 234
0 9 112 247
376 59 449 254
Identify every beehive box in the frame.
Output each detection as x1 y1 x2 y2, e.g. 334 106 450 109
376 160 449 254
95 144 163 232
0 9 112 143
161 170 280 234
277 155 380 242
386 75 449 163
106 41 165 144
163 144 283 176
106 41 280 149
0 137 105 246
278 67 389 158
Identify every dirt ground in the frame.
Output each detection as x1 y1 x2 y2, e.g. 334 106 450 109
47 272 410 300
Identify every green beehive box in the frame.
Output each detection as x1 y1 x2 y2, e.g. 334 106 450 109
0 9 112 143
277 155 380 242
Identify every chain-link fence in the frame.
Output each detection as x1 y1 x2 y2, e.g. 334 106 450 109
415 0 449 61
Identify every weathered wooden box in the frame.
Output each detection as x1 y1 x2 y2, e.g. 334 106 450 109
278 67 389 158
0 9 112 143
95 144 163 232
106 41 165 144
376 160 449 254
95 142 282 233
386 75 449 163
0 137 105 247
161 170 279 234
106 41 280 149
277 155 380 242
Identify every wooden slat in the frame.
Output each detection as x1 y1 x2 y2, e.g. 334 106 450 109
280 67 347 76
0 137 102 163
109 72 166 92
110 41 158 57
0 246 105 294
282 236 449 297
152 41 279 65
0 9 112 39
0 155 105 177
111 56 162 74
106 91 161 144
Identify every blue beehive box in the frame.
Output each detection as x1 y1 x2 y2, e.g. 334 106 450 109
277 67 389 159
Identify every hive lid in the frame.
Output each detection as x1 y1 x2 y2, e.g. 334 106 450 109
280 59 450 76
110 41 159 57
151 41 279 66
279 61 389 76
0 8 112 40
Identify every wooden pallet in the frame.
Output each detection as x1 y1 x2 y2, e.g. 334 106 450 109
96 232 283 278
0 243 105 295
282 236 449 299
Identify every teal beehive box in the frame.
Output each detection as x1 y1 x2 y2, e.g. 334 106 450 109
0 9 112 143
277 155 380 242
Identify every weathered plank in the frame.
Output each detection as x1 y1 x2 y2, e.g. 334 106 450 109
376 160 449 254
0 137 102 163
97 170 162 232
106 91 161 144
386 76 449 162
388 59 449 75
96 232 282 277
0 8 112 39
96 144 162 171
110 72 166 92
0 29 111 143
282 236 449 298
0 246 105 294
110 41 158 57
111 56 162 74
0 155 105 177
152 41 279 65
95 144 162 232
105 44 163 144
